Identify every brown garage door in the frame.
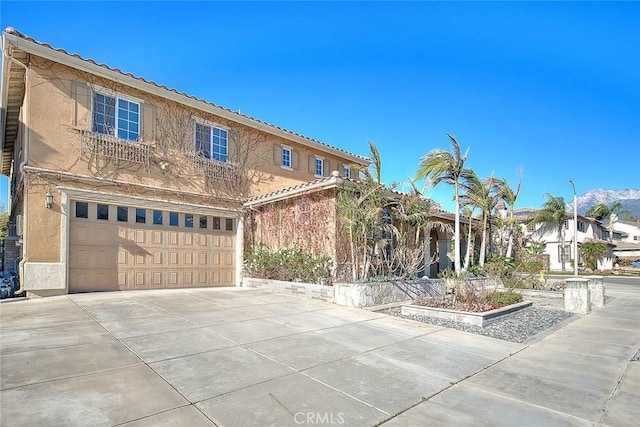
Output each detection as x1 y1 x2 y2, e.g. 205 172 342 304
69 201 235 292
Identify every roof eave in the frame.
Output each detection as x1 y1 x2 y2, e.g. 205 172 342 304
3 32 368 166
244 176 342 208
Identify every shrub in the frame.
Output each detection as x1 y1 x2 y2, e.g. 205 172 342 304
502 277 528 289
483 255 515 279
484 291 523 306
516 258 544 275
244 245 332 284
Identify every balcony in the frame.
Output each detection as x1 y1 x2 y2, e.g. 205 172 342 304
188 153 237 181
80 131 151 167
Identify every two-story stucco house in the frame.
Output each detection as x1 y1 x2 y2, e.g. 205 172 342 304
0 27 369 295
513 208 614 271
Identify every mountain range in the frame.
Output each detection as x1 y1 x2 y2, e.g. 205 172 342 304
576 188 640 218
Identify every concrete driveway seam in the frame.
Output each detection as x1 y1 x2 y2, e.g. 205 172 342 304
67 295 221 425
595 356 635 425
375 344 530 426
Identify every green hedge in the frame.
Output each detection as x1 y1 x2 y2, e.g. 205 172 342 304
483 291 523 306
245 246 332 284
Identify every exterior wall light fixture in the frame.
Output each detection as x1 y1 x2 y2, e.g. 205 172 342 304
44 187 54 209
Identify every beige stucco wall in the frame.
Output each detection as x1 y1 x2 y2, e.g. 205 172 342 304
18 56 363 265
26 57 360 200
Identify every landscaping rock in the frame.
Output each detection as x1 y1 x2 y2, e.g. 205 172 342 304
388 306 574 343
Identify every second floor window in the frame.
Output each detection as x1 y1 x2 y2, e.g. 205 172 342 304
315 157 324 177
195 123 228 162
282 147 292 168
343 166 351 178
92 92 140 141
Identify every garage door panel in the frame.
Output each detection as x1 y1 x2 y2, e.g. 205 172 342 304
118 272 127 288
169 232 179 246
184 252 194 266
169 251 179 265
152 231 163 245
198 252 207 266
135 271 146 288
224 253 234 267
134 253 146 265
69 201 236 292
72 225 89 244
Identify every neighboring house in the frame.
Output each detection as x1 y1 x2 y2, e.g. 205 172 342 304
244 174 457 280
512 208 615 271
0 27 369 295
611 220 640 261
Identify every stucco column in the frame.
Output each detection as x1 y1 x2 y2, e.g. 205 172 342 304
585 275 605 307
565 277 591 314
235 214 244 287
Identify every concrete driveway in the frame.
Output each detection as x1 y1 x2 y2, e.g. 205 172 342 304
1 284 639 426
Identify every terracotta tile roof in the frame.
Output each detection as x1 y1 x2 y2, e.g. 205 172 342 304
245 176 341 206
3 27 368 163
245 173 453 218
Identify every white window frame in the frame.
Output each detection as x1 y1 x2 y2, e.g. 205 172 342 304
194 118 229 163
343 166 351 178
281 145 292 170
314 155 324 178
90 86 142 141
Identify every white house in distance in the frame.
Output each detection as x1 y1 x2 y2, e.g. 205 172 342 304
611 219 640 261
508 207 615 271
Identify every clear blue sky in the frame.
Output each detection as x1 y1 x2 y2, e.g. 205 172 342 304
1 1 638 212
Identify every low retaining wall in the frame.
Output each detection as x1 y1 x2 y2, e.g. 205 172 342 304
243 277 505 309
242 277 334 303
401 301 533 327
334 279 445 308
502 288 564 299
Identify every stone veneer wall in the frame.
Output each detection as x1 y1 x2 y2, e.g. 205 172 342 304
243 277 504 309
242 277 334 303
334 279 446 308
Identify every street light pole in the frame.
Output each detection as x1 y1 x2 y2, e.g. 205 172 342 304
569 180 578 276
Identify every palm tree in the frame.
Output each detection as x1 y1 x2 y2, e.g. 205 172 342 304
585 202 630 243
460 170 500 267
529 194 568 271
495 175 522 259
337 141 387 281
416 134 470 275
581 241 607 270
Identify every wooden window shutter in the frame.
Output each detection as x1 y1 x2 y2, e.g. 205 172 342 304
273 144 282 165
292 149 300 170
308 154 315 174
141 103 157 142
71 81 91 129
336 162 343 176
324 159 331 176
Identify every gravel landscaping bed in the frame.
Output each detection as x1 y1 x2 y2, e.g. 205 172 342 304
387 306 574 343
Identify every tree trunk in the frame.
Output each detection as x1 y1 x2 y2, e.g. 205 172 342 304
479 213 488 266
464 217 473 270
454 182 461 275
505 229 514 259
348 226 357 282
